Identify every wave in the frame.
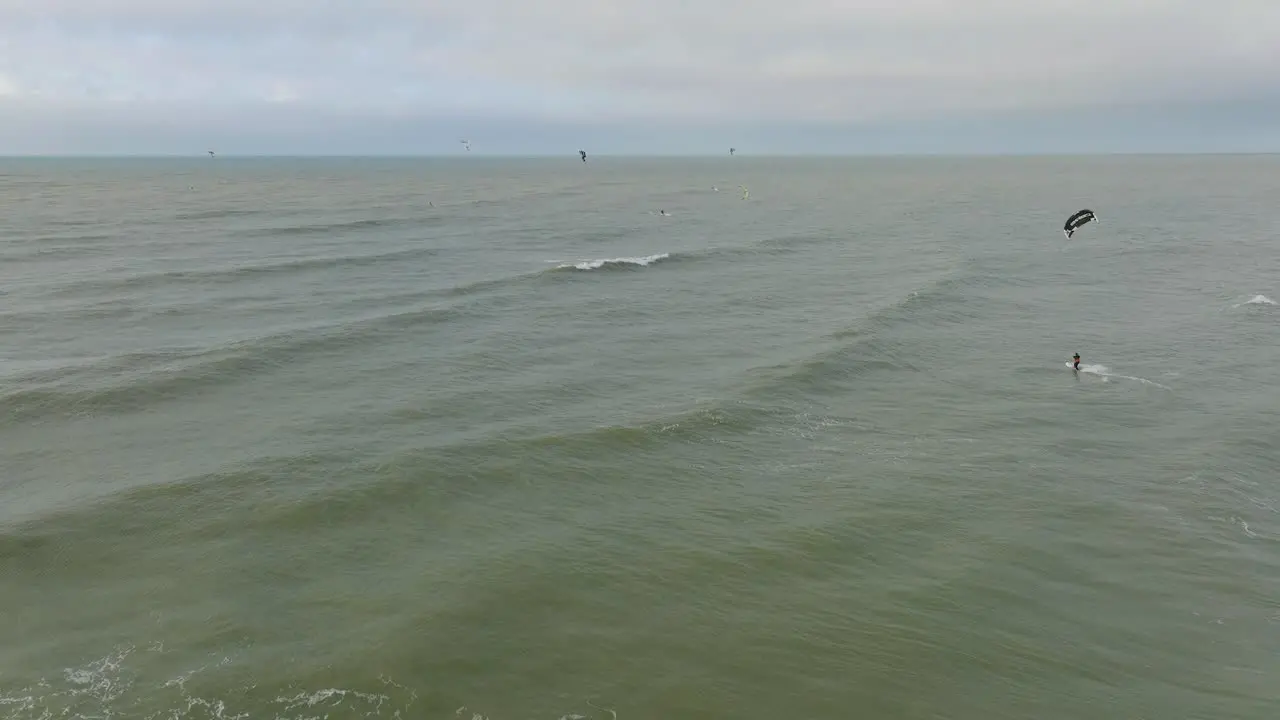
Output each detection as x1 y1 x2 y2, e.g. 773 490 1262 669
744 335 919 400
172 208 276 221
0 398 778 537
29 230 843 313
0 306 464 425
251 400 800 530
754 229 846 253
546 229 845 276
0 388 871 538
547 242 801 273
552 253 672 271
40 246 443 298
0 295 145 324
42 217 98 228
1 245 121 263
6 232 117 247
416 251 683 300
573 225 649 244
0 644 419 720
1233 294 1276 308
739 262 1034 399
0 642 620 720
237 216 437 238
0 354 115 381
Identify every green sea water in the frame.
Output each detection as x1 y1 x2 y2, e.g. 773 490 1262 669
1 155 1278 719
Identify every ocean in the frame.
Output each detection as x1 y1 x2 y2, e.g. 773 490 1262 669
1 155 1277 719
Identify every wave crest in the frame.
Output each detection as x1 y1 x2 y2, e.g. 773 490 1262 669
554 253 671 271
1235 294 1276 308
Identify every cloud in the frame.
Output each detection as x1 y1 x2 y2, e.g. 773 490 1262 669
423 0 1279 122
0 0 1278 152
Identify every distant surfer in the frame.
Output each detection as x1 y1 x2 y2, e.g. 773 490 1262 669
1071 353 1081 370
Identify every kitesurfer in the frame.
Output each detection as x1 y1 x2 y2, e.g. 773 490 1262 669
1072 353 1081 370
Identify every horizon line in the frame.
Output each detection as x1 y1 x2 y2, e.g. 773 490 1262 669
3 150 1278 159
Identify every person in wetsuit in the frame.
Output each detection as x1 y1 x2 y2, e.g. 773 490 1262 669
1072 353 1081 370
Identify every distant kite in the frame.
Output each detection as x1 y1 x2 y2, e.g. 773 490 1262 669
1063 209 1096 239
460 139 471 151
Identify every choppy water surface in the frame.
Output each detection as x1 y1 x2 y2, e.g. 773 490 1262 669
1 156 1278 719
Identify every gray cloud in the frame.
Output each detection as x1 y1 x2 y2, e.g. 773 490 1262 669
1 1 1277 152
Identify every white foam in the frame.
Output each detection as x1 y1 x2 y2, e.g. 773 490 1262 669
1234 294 1276 308
8 644 427 720
1069 362 1171 390
558 253 670 270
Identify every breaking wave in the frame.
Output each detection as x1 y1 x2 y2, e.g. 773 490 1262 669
553 253 672 271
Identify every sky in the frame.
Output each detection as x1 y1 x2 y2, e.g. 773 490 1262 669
1 0 1279 155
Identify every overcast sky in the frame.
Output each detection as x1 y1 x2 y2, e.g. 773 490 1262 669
2 1 1278 155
